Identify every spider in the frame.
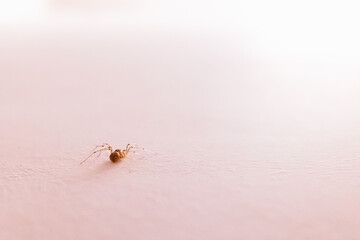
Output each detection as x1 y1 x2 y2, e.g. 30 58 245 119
80 143 133 165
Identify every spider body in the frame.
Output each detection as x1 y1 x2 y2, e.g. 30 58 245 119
110 149 126 162
80 143 133 164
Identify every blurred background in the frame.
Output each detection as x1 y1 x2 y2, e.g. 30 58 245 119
1 0 360 134
1 1 360 240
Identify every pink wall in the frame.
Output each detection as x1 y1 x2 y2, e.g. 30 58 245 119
1 2 360 239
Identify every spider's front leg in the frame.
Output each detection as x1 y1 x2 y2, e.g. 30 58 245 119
80 145 113 165
125 144 131 151
124 144 133 156
87 143 109 154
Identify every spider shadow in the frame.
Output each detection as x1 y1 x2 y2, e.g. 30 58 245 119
93 160 126 175
80 160 126 180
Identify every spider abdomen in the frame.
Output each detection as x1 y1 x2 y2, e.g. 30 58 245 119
109 151 121 162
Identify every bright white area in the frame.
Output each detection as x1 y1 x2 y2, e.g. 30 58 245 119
0 0 46 22
1 0 360 58
1 0 360 150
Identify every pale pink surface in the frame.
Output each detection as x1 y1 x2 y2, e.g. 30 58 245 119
1 22 360 240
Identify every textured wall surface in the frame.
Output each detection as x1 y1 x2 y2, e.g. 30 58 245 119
1 18 360 240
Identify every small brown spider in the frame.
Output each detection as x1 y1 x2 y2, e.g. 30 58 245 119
80 143 133 165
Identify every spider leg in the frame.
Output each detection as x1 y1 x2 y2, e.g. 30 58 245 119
85 143 110 158
125 144 131 151
122 144 132 156
80 147 112 165
80 143 109 165
90 143 110 152
96 150 103 158
129 143 144 151
121 149 126 158
124 146 133 156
